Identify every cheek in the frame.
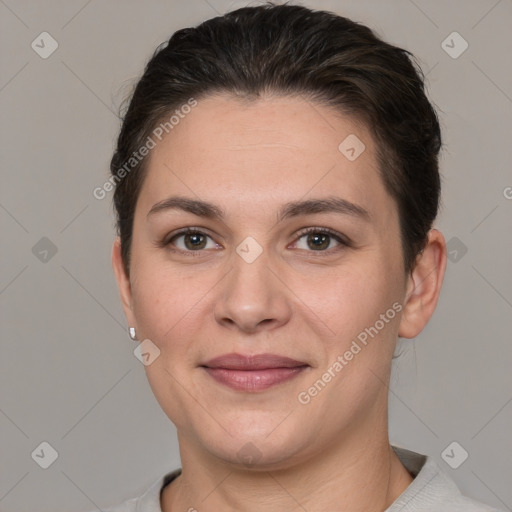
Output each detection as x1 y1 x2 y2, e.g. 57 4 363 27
313 268 403 414
129 265 210 427
129 262 211 348
305 261 400 341
299 267 402 424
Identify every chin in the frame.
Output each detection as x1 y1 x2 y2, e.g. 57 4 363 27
196 413 313 469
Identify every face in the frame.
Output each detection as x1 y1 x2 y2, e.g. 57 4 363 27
115 94 414 469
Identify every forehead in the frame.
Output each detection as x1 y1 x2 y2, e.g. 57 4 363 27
137 94 391 219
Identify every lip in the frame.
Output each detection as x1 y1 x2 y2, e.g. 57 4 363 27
202 353 308 370
200 353 309 392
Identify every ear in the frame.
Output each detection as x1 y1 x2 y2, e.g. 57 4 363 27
111 237 137 329
398 229 447 339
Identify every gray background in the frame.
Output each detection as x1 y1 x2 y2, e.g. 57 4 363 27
0 0 511 510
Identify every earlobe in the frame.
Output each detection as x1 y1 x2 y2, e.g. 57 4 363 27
111 237 136 325
398 229 447 339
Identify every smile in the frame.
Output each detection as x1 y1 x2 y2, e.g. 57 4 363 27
200 353 310 392
203 367 308 391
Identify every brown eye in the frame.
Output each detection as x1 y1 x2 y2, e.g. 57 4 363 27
167 229 219 253
182 232 207 250
294 228 348 252
306 232 330 250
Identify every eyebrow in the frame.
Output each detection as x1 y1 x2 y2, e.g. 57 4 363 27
147 195 370 223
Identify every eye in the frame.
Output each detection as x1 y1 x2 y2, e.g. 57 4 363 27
165 228 220 254
292 227 348 253
160 226 349 256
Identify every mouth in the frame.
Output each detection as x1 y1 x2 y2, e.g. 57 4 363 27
200 353 310 392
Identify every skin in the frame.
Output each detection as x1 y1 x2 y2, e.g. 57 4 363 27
112 93 447 511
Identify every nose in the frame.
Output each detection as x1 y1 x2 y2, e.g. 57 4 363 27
213 246 292 334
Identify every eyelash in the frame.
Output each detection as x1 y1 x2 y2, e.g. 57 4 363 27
160 226 350 257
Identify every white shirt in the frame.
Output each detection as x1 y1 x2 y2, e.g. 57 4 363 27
93 446 502 511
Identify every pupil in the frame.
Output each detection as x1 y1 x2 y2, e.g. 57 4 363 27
186 233 205 250
183 233 331 251
309 233 329 250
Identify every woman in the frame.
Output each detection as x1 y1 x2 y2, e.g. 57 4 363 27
101 3 500 511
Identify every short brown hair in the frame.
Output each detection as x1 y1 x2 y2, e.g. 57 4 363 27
110 2 442 276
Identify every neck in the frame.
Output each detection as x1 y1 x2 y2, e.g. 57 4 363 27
161 422 413 511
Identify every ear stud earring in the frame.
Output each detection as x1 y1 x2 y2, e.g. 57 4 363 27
128 327 137 341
